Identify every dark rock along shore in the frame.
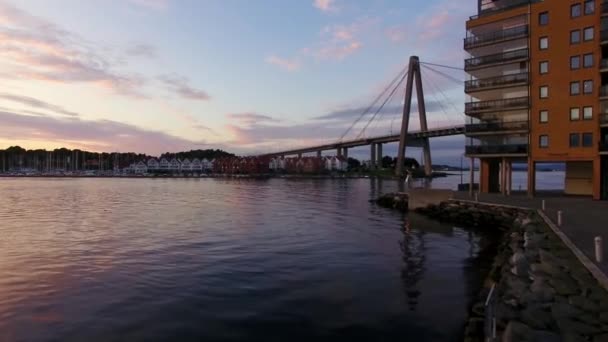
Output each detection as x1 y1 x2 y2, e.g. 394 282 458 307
410 200 608 342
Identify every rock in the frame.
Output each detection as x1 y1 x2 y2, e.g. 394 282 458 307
502 321 532 342
594 333 608 342
521 305 553 330
563 332 587 342
556 317 601 336
532 330 562 342
569 295 600 313
552 302 583 320
527 277 556 303
599 311 608 324
551 276 580 296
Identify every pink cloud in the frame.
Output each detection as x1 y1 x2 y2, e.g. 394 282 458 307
313 0 337 12
157 74 210 101
315 41 362 61
227 113 280 126
385 25 408 43
265 55 301 72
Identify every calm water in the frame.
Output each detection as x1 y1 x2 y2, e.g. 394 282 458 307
0 177 502 341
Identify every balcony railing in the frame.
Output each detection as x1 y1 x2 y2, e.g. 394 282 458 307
465 121 529 133
600 142 608 152
465 73 529 93
601 59 608 70
601 113 608 125
464 25 528 50
466 144 529 155
465 48 528 70
602 30 608 42
470 0 534 20
601 86 608 97
465 97 529 114
602 1 608 14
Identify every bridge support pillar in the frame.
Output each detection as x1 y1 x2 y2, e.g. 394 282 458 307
370 143 377 170
337 148 342 157
342 147 348 159
298 153 302 159
317 151 322 158
376 143 383 168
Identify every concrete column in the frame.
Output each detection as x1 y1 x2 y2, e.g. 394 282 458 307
376 143 383 168
317 150 322 158
501 157 507 196
527 159 536 198
343 147 348 159
469 157 475 197
337 148 342 157
507 161 512 195
370 143 377 169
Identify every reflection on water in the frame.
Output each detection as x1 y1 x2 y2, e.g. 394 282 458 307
0 178 499 341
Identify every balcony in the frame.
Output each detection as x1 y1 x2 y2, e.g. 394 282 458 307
465 97 529 115
470 0 534 20
601 113 608 126
465 48 528 71
602 59 608 72
601 86 608 99
602 1 608 15
465 144 528 155
465 121 529 134
600 142 608 152
464 25 528 50
465 73 528 93
602 30 608 44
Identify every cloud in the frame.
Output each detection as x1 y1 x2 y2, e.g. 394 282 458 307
0 93 79 117
226 113 280 126
128 0 169 11
305 18 376 61
313 0 337 12
0 2 146 97
385 25 408 43
265 55 301 71
125 43 157 59
314 101 445 121
0 110 204 155
158 74 210 101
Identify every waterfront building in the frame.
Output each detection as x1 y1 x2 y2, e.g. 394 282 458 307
325 156 348 171
181 158 192 172
191 158 202 172
147 158 159 171
159 158 170 171
465 0 608 200
133 161 148 174
169 158 181 172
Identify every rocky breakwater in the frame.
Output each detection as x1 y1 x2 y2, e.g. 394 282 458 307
414 200 608 341
374 192 408 212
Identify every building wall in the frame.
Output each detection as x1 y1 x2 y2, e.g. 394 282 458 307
565 161 594 195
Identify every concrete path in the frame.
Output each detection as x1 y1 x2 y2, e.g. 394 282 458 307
453 192 608 275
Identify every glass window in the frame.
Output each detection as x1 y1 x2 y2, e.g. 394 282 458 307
571 81 581 95
540 110 548 123
539 11 549 25
570 133 580 147
571 30 581 44
539 135 549 148
584 53 594 68
570 107 581 120
584 106 593 119
571 56 581 69
585 0 595 15
540 86 549 98
572 3 582 17
583 133 593 147
540 36 549 50
584 27 594 41
540 61 549 74
584 80 593 94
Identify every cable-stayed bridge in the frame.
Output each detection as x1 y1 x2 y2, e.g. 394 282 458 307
258 56 466 177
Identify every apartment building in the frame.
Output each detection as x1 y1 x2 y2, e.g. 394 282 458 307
465 0 608 200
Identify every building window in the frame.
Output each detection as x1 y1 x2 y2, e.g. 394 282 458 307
585 0 595 15
540 61 549 74
540 110 549 123
584 106 593 120
571 81 581 95
570 107 581 120
584 53 594 68
540 86 549 98
539 36 549 50
571 30 581 44
572 3 582 17
539 11 549 25
570 133 581 147
583 132 593 147
571 56 581 69
584 80 593 94
539 135 549 148
584 27 594 41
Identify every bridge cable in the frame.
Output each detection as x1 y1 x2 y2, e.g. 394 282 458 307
354 70 408 140
419 61 464 71
420 71 456 127
421 65 467 120
337 65 409 142
421 64 464 86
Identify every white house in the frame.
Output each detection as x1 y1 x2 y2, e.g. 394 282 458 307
159 158 170 171
202 158 214 171
181 158 191 172
134 161 148 174
191 158 202 172
169 158 181 172
325 156 348 171
147 158 159 171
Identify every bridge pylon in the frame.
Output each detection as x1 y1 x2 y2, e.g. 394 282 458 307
396 56 432 178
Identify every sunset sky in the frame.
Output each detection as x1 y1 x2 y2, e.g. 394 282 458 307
0 0 471 161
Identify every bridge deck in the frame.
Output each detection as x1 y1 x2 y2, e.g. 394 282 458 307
260 125 464 157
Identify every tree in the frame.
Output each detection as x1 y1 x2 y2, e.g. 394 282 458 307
347 157 361 170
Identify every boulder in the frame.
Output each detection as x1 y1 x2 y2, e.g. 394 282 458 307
520 305 553 330
502 321 533 342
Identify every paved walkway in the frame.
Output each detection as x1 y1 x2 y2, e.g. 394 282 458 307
453 191 608 275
